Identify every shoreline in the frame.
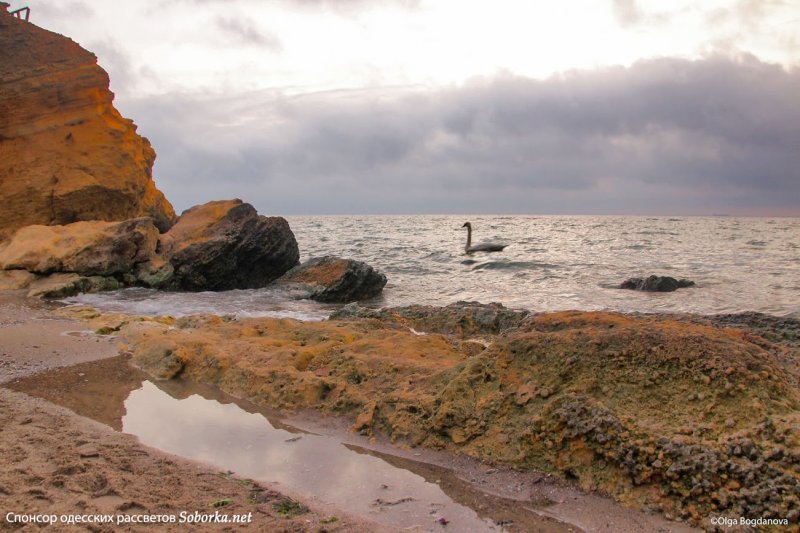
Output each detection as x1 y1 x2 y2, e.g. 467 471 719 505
0 290 675 532
0 292 381 532
2 290 798 531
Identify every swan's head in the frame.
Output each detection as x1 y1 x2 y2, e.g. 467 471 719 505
462 222 471 229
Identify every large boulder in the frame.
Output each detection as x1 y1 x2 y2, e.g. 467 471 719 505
159 200 299 291
620 275 695 292
0 218 159 276
0 11 175 241
280 256 387 303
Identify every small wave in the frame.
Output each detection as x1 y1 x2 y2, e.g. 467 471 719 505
62 287 336 321
746 240 767 246
471 261 559 271
235 310 328 322
422 252 456 263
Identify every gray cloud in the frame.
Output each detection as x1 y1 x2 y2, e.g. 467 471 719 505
289 0 420 10
612 0 643 27
215 17 281 49
705 0 792 36
87 40 136 94
27 0 94 19
610 0 676 28
176 0 419 9
122 55 800 216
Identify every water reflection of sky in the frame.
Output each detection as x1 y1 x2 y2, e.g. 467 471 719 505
122 381 500 532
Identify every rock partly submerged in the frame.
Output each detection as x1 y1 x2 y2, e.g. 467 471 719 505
108 303 799 526
620 275 695 292
0 11 175 240
280 256 387 303
157 199 300 291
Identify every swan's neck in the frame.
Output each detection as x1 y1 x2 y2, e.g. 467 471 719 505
465 226 472 251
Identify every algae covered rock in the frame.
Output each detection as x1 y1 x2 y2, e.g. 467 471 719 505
25 273 123 298
158 199 299 291
119 307 800 525
331 301 529 337
280 256 387 303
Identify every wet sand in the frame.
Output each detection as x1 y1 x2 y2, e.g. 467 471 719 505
0 291 118 383
6 356 576 532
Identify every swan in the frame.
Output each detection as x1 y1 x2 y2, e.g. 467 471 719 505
462 222 507 253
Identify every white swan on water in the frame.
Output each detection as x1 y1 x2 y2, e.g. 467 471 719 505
462 222 507 253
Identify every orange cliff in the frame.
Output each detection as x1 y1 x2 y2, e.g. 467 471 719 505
0 8 176 240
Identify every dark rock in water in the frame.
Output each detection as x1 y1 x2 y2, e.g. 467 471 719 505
331 301 530 337
159 199 299 291
280 256 386 303
620 275 695 292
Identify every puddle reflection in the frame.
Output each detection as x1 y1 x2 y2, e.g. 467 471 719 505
7 356 573 532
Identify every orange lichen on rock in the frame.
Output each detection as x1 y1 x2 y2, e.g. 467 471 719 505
0 13 175 240
111 305 800 525
289 260 350 286
157 200 242 257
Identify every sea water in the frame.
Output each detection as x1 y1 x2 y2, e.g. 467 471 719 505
66 215 800 319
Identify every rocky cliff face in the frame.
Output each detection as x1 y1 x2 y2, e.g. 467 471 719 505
0 11 176 240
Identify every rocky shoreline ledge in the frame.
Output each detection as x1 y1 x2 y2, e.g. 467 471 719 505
56 301 800 530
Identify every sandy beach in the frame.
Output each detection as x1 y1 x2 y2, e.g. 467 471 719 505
0 292 379 533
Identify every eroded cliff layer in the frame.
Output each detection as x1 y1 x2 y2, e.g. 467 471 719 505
0 12 175 240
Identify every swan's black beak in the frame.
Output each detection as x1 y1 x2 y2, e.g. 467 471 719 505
462 222 469 228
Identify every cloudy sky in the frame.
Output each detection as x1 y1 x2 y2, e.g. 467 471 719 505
23 0 800 215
